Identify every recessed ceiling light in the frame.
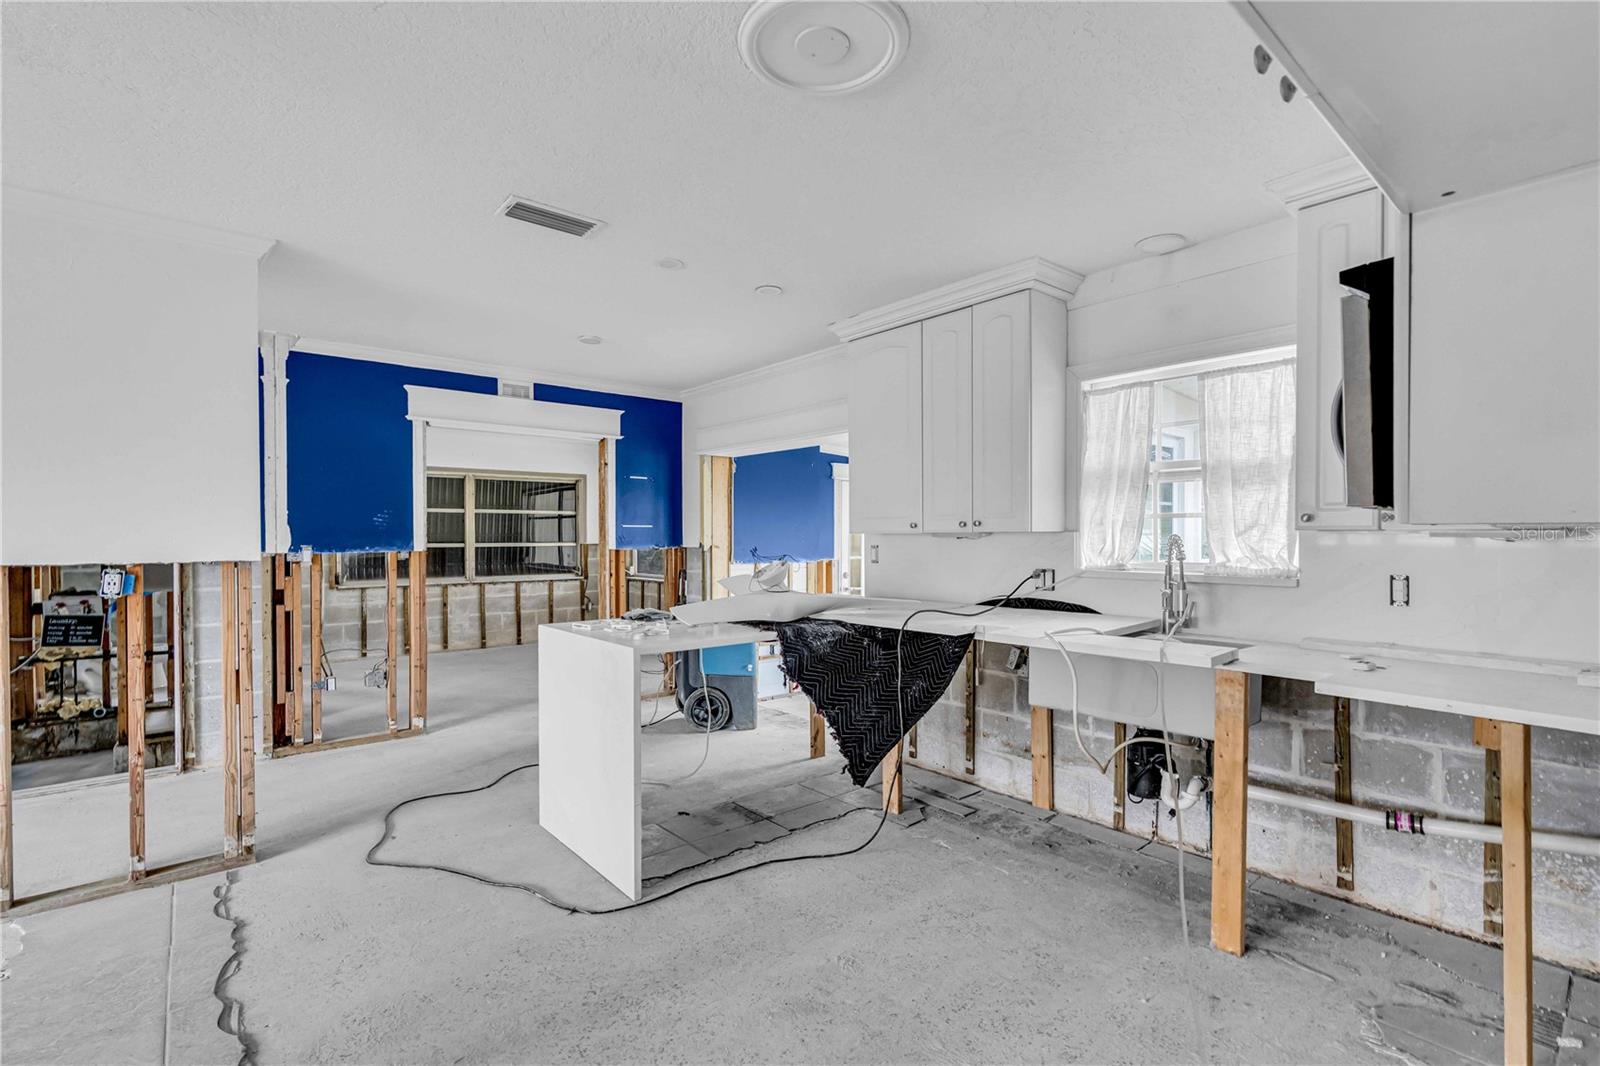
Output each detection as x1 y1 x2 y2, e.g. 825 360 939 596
578 335 603 345
657 257 687 270
738 1 910 95
1134 233 1190 257
754 284 785 296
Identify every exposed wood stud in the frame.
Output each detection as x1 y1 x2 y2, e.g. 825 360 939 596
809 703 825 759
597 439 613 618
963 643 977 776
1030 705 1054 810
289 559 304 745
143 594 156 704
359 587 369 657
477 583 487 648
309 554 324 743
221 562 240 858
1334 697 1355 892
385 552 399 733
1211 669 1250 956
702 456 733 599
1500 720 1533 1066
514 583 524 645
881 741 903 815
125 565 148 880
440 584 450 651
1112 721 1127 831
235 564 256 853
408 551 428 730
1 565 13 909
7 568 36 722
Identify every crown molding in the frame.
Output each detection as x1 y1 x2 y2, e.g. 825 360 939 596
679 342 848 398
3 186 276 259
1263 157 1376 213
285 335 684 403
826 257 1085 343
405 386 621 441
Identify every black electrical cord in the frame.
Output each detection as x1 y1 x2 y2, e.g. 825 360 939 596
365 571 1052 915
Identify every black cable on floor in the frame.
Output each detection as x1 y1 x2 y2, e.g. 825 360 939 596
364 759 900 915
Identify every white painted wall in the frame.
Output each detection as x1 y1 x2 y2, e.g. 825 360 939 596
679 345 850 545
1 191 271 564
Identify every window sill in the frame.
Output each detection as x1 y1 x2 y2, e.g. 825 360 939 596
1081 567 1299 589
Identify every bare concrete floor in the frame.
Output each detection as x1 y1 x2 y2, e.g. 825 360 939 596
3 644 1597 1065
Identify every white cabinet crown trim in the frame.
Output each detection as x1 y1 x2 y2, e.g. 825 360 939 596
1264 157 1376 213
827 257 1084 343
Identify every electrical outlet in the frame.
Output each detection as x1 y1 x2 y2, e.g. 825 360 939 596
1389 574 1410 607
1034 567 1056 592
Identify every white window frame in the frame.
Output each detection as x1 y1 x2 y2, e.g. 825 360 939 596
1080 345 1299 585
335 468 587 587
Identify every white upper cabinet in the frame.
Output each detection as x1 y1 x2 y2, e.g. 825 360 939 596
973 291 1071 532
847 321 924 532
1407 166 1599 526
921 307 974 532
839 261 1081 536
1294 187 1386 531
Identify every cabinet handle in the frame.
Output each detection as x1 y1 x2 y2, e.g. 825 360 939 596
959 520 968 528
1300 512 1315 523
973 520 982 528
909 522 918 529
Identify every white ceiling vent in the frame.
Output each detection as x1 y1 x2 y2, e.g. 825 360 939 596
498 196 603 238
498 381 533 399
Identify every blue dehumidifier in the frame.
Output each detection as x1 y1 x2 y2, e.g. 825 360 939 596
674 643 758 731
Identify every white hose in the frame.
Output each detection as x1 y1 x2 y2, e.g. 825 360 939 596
1248 784 1600 858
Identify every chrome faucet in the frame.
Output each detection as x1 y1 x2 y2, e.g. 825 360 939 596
1161 534 1192 634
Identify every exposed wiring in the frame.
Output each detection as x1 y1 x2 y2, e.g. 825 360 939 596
644 647 715 787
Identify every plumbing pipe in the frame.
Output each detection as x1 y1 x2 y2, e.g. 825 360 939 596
1248 784 1600 859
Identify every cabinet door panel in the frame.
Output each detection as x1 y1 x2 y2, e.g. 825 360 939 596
1296 189 1384 530
920 308 974 533
971 292 1033 532
848 322 923 532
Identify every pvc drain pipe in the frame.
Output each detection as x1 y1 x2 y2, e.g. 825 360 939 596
1248 784 1600 859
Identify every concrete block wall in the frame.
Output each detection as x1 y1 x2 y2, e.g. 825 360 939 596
906 642 1600 970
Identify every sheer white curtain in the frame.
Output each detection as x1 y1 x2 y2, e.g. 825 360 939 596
1198 358 1297 576
1079 382 1153 569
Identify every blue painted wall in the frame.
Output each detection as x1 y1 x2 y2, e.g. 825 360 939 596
733 447 846 563
534 384 683 549
285 352 497 552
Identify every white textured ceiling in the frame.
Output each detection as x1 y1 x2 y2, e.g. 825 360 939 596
3 2 1345 391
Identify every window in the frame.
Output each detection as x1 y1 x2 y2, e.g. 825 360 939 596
1081 349 1297 578
1135 375 1207 564
337 471 584 585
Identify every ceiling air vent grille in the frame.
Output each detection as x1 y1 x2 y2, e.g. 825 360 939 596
499 196 602 238
498 382 532 400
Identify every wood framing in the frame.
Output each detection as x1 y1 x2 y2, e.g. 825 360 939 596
234 563 256 854
1211 669 1250 956
6 567 34 722
809 702 826 759
407 550 428 729
477 584 488 649
1 566 12 909
607 549 628 618
514 582 524 645
1030 705 1054 810
386 552 400 732
1112 721 1127 831
440 585 450 651
309 554 324 744
597 439 613 618
881 741 903 814
1500 720 1534 1066
288 558 304 745
124 566 148 879
220 562 239 859
701 455 733 599
662 548 686 610
806 560 835 595
1334 697 1355 892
